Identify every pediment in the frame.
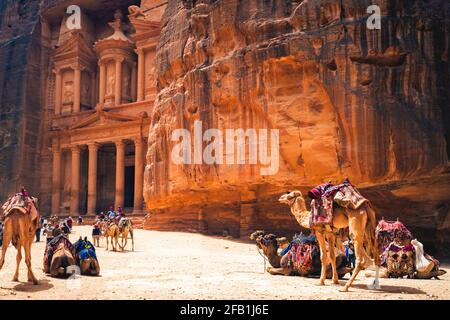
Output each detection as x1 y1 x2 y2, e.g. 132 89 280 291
54 31 96 62
71 110 140 130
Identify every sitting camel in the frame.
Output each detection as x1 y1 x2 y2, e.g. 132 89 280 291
0 199 40 284
118 218 134 251
279 190 380 292
250 231 351 278
50 242 77 278
101 221 119 251
43 233 77 278
74 237 100 276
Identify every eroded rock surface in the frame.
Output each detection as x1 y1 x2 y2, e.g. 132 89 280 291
144 0 450 254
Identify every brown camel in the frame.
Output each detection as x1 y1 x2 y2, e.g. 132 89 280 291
279 191 380 292
118 218 134 251
50 242 76 278
250 231 351 278
0 201 40 285
101 221 119 251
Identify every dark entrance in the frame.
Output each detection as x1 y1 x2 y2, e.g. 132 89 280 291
124 166 135 209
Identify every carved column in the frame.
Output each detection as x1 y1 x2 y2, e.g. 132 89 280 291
115 58 123 106
131 62 137 102
136 48 145 102
73 65 81 113
54 69 62 115
115 140 125 209
99 61 106 105
51 147 62 215
134 138 144 212
87 143 99 215
70 145 81 215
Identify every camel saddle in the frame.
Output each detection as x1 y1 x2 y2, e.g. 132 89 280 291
43 234 76 273
308 179 368 228
2 194 35 215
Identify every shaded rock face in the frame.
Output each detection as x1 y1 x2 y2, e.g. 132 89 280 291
0 0 42 201
145 0 450 253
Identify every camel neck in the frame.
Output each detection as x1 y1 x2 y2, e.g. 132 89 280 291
291 198 310 229
266 249 281 268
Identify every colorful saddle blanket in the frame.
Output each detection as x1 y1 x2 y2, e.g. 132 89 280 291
43 234 76 273
376 219 412 253
308 179 368 227
383 242 416 278
2 194 37 216
73 239 97 261
283 233 321 276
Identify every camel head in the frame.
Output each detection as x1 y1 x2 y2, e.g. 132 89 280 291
250 231 281 256
278 190 304 206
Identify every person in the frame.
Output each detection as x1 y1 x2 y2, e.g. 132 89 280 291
98 212 105 220
35 217 44 242
344 240 356 272
117 206 123 217
107 206 116 220
78 216 83 225
66 216 73 229
92 222 101 247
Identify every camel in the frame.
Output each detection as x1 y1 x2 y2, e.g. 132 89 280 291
50 242 76 278
0 200 40 285
250 231 351 278
74 237 100 276
101 221 119 251
118 218 134 251
279 190 380 292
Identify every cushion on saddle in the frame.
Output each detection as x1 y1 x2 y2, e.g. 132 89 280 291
43 234 76 273
308 178 367 228
2 194 35 216
283 233 321 275
376 219 412 253
384 242 416 278
73 239 97 262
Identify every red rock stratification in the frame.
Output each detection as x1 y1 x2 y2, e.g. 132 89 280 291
143 0 450 254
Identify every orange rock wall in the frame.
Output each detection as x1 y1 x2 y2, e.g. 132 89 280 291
144 0 450 253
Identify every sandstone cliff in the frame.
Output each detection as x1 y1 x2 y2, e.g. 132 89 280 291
0 0 42 202
144 0 450 254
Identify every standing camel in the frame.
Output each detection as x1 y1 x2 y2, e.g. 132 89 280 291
101 221 119 251
118 218 134 251
0 201 40 285
279 190 380 292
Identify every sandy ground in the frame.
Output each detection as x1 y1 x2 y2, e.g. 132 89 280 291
0 226 449 300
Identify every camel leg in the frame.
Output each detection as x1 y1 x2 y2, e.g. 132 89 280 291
23 235 38 285
13 242 22 282
266 267 292 276
316 231 328 286
131 231 134 252
0 223 12 270
326 233 339 285
341 215 366 292
106 236 109 251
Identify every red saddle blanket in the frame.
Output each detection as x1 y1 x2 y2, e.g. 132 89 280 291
308 179 368 228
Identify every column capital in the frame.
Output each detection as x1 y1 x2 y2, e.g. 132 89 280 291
135 48 145 55
53 68 62 75
98 60 107 67
115 139 126 148
88 142 101 151
71 64 85 71
70 145 81 153
115 56 125 64
134 138 144 146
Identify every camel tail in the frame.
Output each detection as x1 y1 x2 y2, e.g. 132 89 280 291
365 204 380 266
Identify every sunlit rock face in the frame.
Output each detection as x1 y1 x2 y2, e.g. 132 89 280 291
144 0 450 252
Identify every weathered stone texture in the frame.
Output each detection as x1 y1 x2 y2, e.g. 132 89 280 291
0 0 42 202
144 0 450 253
